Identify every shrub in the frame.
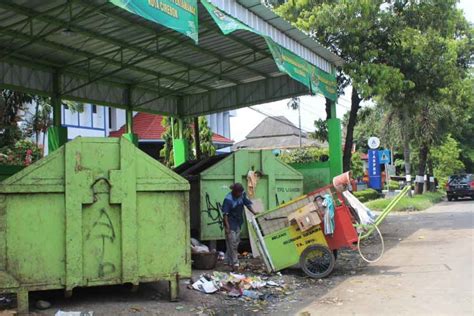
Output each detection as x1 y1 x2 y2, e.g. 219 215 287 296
0 140 42 166
353 188 380 202
366 191 444 212
388 180 400 190
279 147 329 164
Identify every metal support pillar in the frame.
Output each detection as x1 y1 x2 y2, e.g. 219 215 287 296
193 117 201 160
328 100 343 179
173 118 188 167
122 88 138 146
47 71 67 153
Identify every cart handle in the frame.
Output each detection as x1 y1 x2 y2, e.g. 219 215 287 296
356 185 410 240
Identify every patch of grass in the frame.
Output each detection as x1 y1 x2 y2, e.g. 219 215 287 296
365 191 444 212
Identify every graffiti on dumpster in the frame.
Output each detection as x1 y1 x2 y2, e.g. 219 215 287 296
86 208 116 277
202 193 224 231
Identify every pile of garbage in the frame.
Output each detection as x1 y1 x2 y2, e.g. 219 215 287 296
189 271 285 300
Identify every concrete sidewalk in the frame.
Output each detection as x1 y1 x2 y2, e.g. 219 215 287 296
297 200 474 316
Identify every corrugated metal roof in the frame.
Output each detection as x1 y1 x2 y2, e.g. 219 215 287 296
0 0 338 117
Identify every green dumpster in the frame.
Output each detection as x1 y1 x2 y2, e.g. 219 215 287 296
178 150 303 241
0 138 190 313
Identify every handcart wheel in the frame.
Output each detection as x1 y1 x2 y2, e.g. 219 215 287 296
299 245 335 279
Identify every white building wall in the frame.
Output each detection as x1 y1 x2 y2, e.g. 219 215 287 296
207 110 234 139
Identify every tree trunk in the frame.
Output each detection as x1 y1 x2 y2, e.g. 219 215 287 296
342 88 361 172
34 101 40 145
193 117 201 160
401 108 412 196
427 159 435 192
325 97 332 119
415 142 429 195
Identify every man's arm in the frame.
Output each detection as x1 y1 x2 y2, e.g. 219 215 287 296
222 199 231 234
243 193 256 215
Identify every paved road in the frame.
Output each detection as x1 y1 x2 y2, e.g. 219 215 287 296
298 199 474 316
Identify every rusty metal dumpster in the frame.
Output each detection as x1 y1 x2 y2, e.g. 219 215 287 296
177 150 303 241
0 137 190 313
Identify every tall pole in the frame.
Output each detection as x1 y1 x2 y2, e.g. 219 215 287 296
298 102 302 148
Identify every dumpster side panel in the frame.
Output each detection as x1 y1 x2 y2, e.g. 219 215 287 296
199 178 233 240
196 150 304 241
82 197 122 284
6 194 65 285
137 192 191 278
274 179 304 206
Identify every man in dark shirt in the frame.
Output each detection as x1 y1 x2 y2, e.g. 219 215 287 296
222 183 256 270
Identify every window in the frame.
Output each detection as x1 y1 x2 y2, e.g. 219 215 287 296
108 107 112 129
92 104 97 114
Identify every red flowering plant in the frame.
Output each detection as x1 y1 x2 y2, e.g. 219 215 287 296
0 140 42 166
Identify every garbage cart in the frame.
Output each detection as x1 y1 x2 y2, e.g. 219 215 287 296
249 195 336 278
0 138 190 313
249 178 411 278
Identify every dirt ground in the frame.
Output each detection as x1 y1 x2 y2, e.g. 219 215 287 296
2 198 471 315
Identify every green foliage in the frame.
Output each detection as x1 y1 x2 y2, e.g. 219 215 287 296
160 116 216 167
309 119 328 143
197 116 216 159
62 100 84 113
388 180 400 191
0 90 33 148
350 152 364 179
430 134 465 185
279 147 328 164
23 97 52 146
160 117 194 167
366 191 444 212
0 139 42 166
353 189 380 203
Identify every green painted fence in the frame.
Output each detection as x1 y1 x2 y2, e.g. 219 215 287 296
289 161 331 194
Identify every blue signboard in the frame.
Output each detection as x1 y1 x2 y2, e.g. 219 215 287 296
368 149 382 190
378 149 391 164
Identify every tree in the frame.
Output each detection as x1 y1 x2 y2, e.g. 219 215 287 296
383 1 473 193
160 116 216 167
309 119 328 143
430 134 465 186
23 97 52 147
350 152 364 180
0 90 33 148
277 0 407 172
197 116 216 159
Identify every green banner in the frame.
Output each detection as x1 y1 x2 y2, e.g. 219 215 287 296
110 0 198 43
310 67 338 101
201 0 253 34
266 38 337 101
201 0 337 101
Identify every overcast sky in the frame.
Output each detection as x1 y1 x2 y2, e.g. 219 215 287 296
230 1 473 143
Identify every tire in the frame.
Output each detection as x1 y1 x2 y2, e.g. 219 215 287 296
299 244 335 279
447 196 453 201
